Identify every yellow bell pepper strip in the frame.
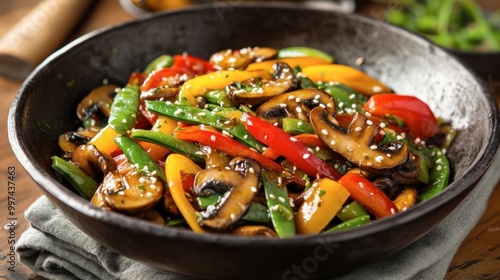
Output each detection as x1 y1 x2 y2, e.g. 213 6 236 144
277 46 335 63
108 85 140 134
51 156 99 200
336 201 369 222
301 64 391 96
295 178 350 234
363 94 440 140
88 125 120 156
261 171 296 238
114 136 166 182
393 187 417 212
165 154 206 233
338 173 398 219
418 147 450 202
325 215 371 233
245 57 330 72
146 101 265 152
130 129 204 163
177 69 267 105
173 125 285 173
244 113 342 180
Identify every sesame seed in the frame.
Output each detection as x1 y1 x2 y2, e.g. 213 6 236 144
370 145 378 150
289 198 295 207
349 94 356 100
230 213 236 220
436 165 442 171
150 185 156 190
269 193 276 199
118 191 125 196
375 156 384 163
122 119 127 123
366 120 373 125
210 135 216 141
330 140 336 146
146 192 153 197
249 167 255 173
354 127 362 132
290 137 298 142
303 153 310 159
271 205 280 211
280 103 287 108
388 146 396 150
391 208 396 214
198 112 206 116
372 86 383 93
297 121 303 126
296 107 302 113
278 197 286 203
379 122 386 128
321 129 328 135
251 186 258 193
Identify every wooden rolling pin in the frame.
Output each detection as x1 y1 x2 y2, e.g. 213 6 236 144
0 0 94 81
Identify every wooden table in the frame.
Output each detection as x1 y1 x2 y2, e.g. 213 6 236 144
0 1 498 279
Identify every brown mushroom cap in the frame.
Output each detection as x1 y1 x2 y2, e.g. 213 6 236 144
256 88 335 125
76 84 118 123
198 157 261 231
309 107 408 172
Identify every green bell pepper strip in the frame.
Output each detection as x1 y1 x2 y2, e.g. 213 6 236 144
261 171 295 238
282 118 315 135
325 215 371 233
336 201 369 222
419 147 450 202
318 84 367 113
108 86 140 134
143 54 173 74
130 129 204 163
114 135 166 182
197 194 271 224
145 101 265 152
51 156 99 200
277 46 335 63
165 219 187 227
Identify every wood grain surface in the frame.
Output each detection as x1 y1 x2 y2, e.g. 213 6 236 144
0 1 498 279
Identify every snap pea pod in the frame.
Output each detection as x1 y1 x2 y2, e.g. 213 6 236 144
203 89 235 107
197 194 271 224
336 201 369 222
114 135 166 182
51 156 99 200
282 118 315 135
143 54 173 74
325 215 371 233
419 147 450 201
278 46 335 63
130 129 204 163
108 86 140 134
318 84 367 113
261 171 295 238
145 101 265 152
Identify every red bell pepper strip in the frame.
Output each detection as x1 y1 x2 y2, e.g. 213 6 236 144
172 54 215 75
140 67 190 92
173 125 285 174
262 134 327 160
338 173 398 219
363 94 440 140
244 113 342 180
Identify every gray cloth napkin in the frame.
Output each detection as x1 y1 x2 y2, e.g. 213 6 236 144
17 152 500 280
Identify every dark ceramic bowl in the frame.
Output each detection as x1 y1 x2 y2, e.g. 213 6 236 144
8 3 500 280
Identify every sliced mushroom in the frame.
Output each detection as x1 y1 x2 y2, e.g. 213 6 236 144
193 168 244 196
226 62 294 107
164 188 181 216
210 47 278 70
372 177 404 199
71 144 117 181
58 130 97 159
197 157 261 231
140 86 179 103
101 168 164 213
135 208 166 225
256 88 335 126
232 225 277 237
77 84 118 126
310 108 408 173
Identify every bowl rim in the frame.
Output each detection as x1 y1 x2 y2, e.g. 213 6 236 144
8 2 500 247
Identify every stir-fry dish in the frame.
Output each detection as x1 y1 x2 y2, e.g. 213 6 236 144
52 46 456 237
